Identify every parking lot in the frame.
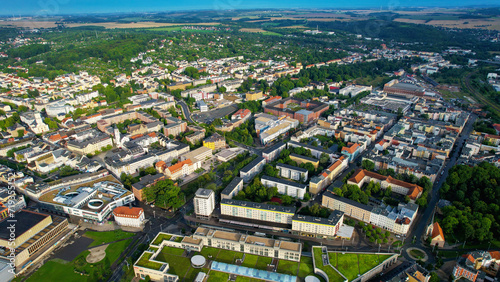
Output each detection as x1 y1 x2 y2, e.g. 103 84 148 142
192 104 239 124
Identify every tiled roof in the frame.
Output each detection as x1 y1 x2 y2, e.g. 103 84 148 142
167 159 193 174
113 206 143 218
431 222 445 241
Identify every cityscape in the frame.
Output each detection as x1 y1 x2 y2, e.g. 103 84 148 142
0 2 499 282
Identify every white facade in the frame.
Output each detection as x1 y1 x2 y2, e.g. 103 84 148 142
194 188 215 217
261 176 307 199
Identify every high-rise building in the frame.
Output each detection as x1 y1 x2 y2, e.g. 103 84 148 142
194 188 215 219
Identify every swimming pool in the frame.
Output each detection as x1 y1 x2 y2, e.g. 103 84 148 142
210 261 297 282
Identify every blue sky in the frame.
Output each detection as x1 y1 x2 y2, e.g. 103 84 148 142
2 0 499 16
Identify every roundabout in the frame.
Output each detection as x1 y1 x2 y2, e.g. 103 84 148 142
406 247 429 261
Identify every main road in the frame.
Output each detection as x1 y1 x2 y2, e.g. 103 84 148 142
176 99 195 123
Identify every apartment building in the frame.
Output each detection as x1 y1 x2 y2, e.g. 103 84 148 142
261 175 307 199
348 169 423 201
220 199 296 225
261 141 286 162
66 133 113 155
289 154 319 169
113 206 145 228
309 156 348 194
164 158 200 180
221 177 244 200
276 163 308 181
291 210 344 238
239 156 266 183
180 146 212 162
203 133 226 151
194 188 215 219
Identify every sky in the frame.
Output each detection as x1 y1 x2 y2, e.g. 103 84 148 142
2 0 500 16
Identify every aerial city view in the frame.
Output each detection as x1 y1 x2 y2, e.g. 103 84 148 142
0 0 500 281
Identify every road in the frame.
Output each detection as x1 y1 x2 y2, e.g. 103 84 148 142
176 99 195 123
399 114 477 262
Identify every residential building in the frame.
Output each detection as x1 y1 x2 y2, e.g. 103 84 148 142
276 163 308 181
427 222 445 248
221 177 244 200
165 159 200 180
194 188 215 219
239 156 266 182
221 199 296 225
113 206 145 228
261 141 286 162
197 100 208 112
261 175 307 199
309 156 348 194
132 174 166 202
180 146 212 163
264 97 328 123
291 210 344 238
347 169 423 201
203 133 226 151
341 143 361 162
246 90 263 101
289 154 319 169
453 251 500 281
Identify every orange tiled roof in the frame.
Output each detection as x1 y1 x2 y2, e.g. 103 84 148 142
431 222 445 241
168 159 193 174
113 206 143 218
155 161 166 168
489 251 500 260
342 143 359 154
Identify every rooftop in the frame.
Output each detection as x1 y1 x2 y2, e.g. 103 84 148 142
221 199 296 214
0 210 49 241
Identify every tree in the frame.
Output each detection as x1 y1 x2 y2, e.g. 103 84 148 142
361 159 375 171
219 86 226 93
17 129 24 137
429 272 440 282
264 164 278 177
319 153 330 165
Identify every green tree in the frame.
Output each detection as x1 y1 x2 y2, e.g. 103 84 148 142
361 159 375 171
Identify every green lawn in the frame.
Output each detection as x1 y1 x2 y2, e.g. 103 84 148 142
277 259 299 276
26 261 86 282
184 266 204 282
241 254 259 268
235 276 265 282
392 240 403 247
27 236 132 282
217 249 238 264
154 252 190 277
336 253 359 280
174 236 183 242
312 248 345 282
159 245 185 256
298 256 314 278
201 247 220 258
358 254 382 275
152 233 172 245
135 252 163 270
328 252 337 266
410 249 425 260
207 270 230 282
84 230 134 247
255 256 272 270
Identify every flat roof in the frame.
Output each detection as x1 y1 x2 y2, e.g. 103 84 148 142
289 153 318 163
276 163 308 173
0 210 49 240
288 141 333 154
240 156 265 174
324 191 373 212
261 175 307 189
195 188 213 198
221 177 243 196
262 141 286 155
213 230 242 242
221 199 296 214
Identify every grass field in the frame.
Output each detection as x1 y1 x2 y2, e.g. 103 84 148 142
217 249 238 264
336 253 359 280
135 252 163 270
241 254 259 268
151 233 172 245
277 259 299 275
207 270 230 282
201 246 220 258
85 230 134 247
312 248 345 282
66 21 220 29
358 254 383 275
298 256 315 277
157 245 185 257
27 237 133 282
255 256 273 270
238 28 281 36
410 249 426 260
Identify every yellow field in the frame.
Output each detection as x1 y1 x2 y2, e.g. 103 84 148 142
394 18 500 30
0 20 58 28
65 21 220 29
239 28 268 33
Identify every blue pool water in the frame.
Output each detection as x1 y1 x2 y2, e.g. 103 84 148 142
210 261 297 282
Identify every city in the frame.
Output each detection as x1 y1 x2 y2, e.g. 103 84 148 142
0 3 499 282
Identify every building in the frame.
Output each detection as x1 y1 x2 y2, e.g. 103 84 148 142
194 188 215 219
427 222 445 248
113 206 145 228
203 133 226 151
276 163 308 181
0 210 69 269
221 177 244 200
289 154 319 169
291 210 344 239
257 116 299 145
38 179 135 224
239 156 266 183
180 146 212 163
287 141 336 160
341 143 361 162
453 251 500 281
246 90 263 101
264 97 328 123
67 132 113 156
261 175 307 199
261 141 286 162
221 199 296 225
165 159 200 180
347 169 423 201
132 174 166 202
338 85 372 97
309 156 348 194
197 100 208 112
322 192 372 223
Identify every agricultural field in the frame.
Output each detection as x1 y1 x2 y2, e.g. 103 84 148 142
65 21 220 29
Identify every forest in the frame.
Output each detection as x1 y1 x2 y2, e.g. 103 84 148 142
440 162 500 242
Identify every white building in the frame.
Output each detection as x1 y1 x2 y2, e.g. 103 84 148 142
261 175 307 199
220 199 296 225
194 188 215 219
113 206 145 228
276 163 308 181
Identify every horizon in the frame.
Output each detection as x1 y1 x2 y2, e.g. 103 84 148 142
1 0 500 17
